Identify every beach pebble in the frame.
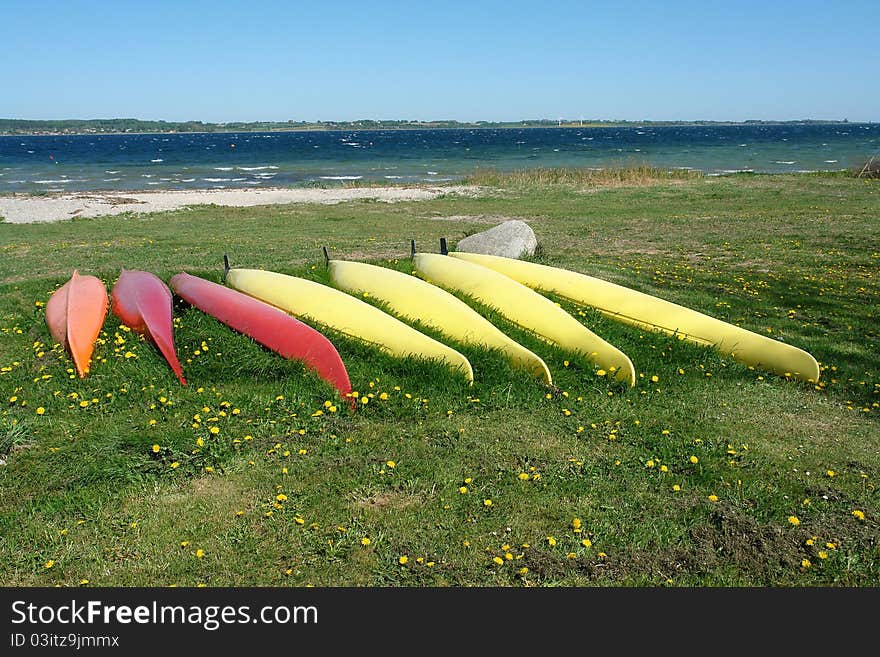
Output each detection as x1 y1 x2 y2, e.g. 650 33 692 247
455 219 537 259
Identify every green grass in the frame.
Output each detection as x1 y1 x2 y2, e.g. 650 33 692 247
0 171 878 586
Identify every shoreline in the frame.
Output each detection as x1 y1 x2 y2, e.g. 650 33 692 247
0 185 480 224
2 120 873 139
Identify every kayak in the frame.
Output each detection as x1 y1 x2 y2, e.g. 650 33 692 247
169 271 352 401
328 258 552 384
45 270 108 378
225 267 474 382
111 269 187 385
412 253 636 386
448 252 820 382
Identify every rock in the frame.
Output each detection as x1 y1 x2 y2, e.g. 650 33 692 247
455 220 537 259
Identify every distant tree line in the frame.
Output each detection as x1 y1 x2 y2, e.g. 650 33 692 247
0 117 860 136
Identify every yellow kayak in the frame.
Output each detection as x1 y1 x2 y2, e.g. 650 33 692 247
413 254 636 386
225 268 473 382
328 259 552 384
449 252 820 383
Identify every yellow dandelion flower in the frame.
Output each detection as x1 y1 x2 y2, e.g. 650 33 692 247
546 536 557 546
689 455 699 464
826 470 835 477
801 558 811 568
519 567 529 576
517 472 529 480
660 465 669 473
398 556 408 565
818 551 828 559
673 484 681 491
195 549 205 558
360 537 371 546
852 510 865 520
483 499 492 507
572 518 582 530
581 538 592 548
36 407 45 415
152 444 160 453
276 493 287 502
386 460 396 468
651 375 659 383
596 369 607 377
44 560 55 569
170 462 179 469
492 556 504 565
788 516 801 526
459 486 468 494
209 426 220 435
708 494 719 502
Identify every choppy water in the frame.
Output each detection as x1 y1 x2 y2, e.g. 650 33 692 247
0 123 877 193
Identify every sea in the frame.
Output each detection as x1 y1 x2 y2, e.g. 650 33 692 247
0 123 877 193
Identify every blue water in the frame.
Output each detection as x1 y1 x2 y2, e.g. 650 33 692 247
1 124 877 193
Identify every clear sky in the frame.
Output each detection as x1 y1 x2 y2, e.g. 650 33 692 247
2 0 877 123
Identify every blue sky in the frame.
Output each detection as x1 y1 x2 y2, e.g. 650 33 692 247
2 0 877 122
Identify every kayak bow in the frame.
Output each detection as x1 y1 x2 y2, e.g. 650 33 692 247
111 269 186 384
45 270 109 378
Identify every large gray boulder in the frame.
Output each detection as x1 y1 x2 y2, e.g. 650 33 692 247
455 220 537 259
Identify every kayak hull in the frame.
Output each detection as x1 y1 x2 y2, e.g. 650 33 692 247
45 270 108 378
169 272 352 400
226 268 473 383
449 252 820 383
328 259 552 385
412 253 636 386
111 269 187 384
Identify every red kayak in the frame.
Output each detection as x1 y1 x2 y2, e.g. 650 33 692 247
169 271 352 402
45 270 108 378
111 269 186 384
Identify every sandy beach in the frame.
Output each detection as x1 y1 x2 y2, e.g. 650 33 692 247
0 185 480 224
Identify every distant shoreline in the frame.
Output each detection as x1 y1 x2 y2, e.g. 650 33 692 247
1 119 872 138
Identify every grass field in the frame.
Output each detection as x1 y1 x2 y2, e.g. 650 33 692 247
0 170 877 586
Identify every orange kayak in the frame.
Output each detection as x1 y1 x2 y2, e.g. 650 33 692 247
111 269 186 385
45 270 109 378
